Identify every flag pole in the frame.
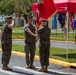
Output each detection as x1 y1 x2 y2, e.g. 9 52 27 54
66 11 69 59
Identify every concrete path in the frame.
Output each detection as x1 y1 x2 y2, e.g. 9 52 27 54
11 40 76 50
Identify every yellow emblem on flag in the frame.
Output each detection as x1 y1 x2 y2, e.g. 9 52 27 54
42 0 44 4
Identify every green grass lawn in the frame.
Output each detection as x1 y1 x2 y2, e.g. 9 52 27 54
12 32 24 39
11 45 76 63
0 26 24 30
12 31 75 42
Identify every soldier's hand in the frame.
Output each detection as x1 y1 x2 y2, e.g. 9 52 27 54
34 34 37 37
36 35 39 41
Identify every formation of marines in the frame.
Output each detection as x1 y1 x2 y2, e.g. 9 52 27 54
1 15 51 72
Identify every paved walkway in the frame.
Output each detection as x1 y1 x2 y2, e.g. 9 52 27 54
12 40 76 50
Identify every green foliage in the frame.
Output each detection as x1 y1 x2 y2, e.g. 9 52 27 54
22 0 35 19
0 0 36 15
0 0 15 15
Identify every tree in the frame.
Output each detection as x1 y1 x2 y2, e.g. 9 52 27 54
22 0 37 22
0 0 36 15
0 0 15 15
0 0 37 26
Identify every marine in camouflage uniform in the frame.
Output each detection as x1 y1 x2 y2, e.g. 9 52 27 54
24 16 36 69
38 20 51 72
1 16 14 71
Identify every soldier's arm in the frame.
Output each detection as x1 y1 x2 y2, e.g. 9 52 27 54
24 26 37 37
27 30 37 37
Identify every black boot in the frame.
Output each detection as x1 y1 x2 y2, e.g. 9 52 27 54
29 63 35 69
2 64 13 71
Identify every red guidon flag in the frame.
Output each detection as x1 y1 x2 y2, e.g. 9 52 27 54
36 0 57 28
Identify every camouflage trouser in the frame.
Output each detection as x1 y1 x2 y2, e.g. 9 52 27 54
2 44 12 65
39 42 50 66
24 43 36 65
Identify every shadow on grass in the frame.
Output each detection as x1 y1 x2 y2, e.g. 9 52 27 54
53 53 76 59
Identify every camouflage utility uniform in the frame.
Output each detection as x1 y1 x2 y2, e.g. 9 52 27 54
38 25 51 66
1 23 12 65
24 24 36 66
